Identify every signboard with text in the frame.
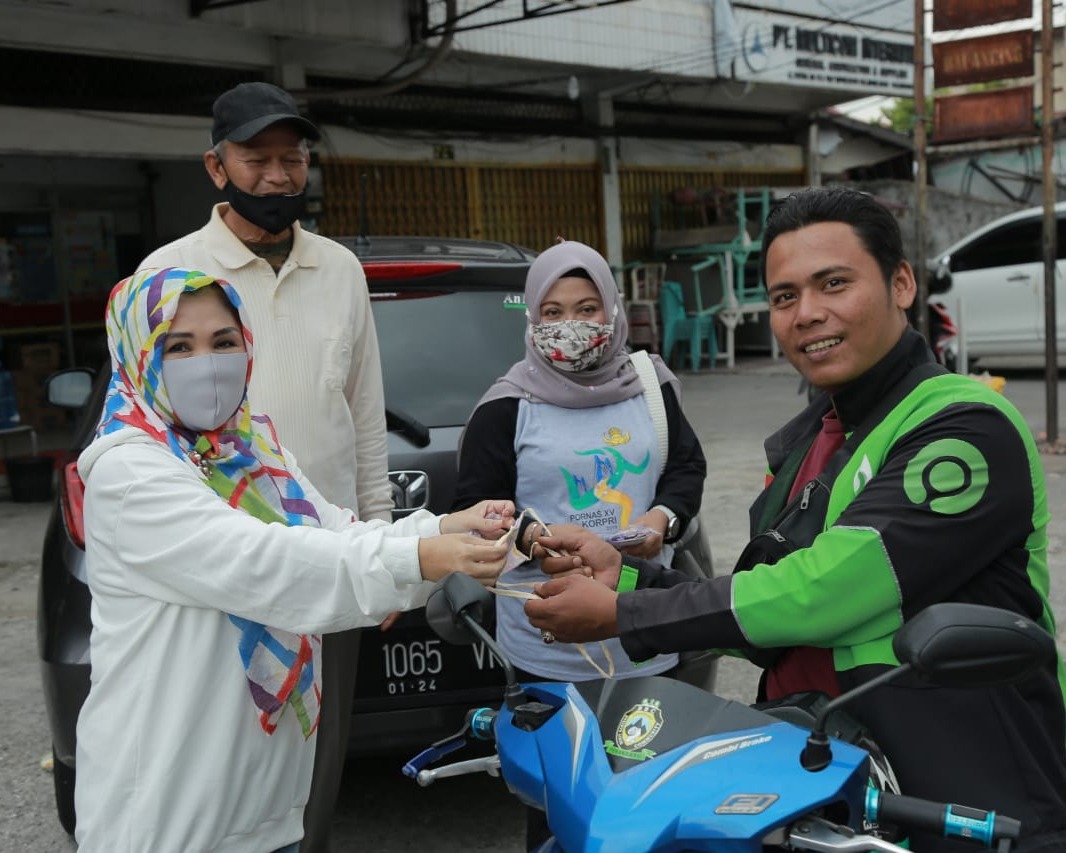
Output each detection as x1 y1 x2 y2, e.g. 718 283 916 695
932 0 1033 33
933 86 1035 142
933 30 1033 88
731 7 914 96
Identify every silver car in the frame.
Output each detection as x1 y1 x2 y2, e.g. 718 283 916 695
929 202 1066 365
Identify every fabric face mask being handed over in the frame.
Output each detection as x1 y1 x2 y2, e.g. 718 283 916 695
162 351 249 432
530 319 614 373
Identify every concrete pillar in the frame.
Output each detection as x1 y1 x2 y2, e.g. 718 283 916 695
585 92 624 269
807 121 822 188
600 138 623 270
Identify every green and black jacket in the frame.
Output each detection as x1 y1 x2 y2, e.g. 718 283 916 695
617 329 1066 845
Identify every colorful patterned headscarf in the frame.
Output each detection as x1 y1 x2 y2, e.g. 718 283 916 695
94 266 323 738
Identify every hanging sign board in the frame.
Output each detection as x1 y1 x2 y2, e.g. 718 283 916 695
729 7 913 96
933 30 1034 88
932 0 1032 32
933 86 1034 143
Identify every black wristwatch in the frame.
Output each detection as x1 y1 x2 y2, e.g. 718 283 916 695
652 504 681 542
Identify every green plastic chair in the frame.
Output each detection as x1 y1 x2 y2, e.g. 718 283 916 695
659 280 718 370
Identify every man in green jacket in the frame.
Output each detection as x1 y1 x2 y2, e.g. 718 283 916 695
524 187 1066 851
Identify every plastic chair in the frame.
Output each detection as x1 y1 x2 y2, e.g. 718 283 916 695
624 262 667 352
659 280 718 371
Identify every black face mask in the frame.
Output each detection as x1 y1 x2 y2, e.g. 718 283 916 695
222 181 307 236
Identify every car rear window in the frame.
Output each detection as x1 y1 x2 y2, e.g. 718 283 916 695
371 289 527 427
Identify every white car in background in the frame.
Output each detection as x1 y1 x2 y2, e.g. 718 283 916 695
929 202 1066 365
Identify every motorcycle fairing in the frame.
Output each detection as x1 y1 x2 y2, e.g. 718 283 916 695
496 676 870 853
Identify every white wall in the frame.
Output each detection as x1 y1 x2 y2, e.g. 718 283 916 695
619 137 802 169
819 131 904 175
1 103 810 172
318 125 600 165
447 0 718 77
453 0 913 97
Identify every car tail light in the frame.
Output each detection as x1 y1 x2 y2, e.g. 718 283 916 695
370 289 446 301
61 461 86 550
365 262 462 280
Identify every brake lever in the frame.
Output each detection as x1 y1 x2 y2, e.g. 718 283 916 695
402 707 498 780
402 712 476 780
412 754 502 787
789 816 908 853
402 736 466 780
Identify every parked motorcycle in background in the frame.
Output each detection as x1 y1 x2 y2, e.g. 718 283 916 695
927 300 959 372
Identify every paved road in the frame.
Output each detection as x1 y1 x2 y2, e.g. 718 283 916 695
2 358 1064 851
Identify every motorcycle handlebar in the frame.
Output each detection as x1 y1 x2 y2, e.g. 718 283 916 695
468 707 497 741
867 790 1021 849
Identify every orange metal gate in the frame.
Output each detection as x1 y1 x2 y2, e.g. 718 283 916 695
320 159 605 253
319 158 804 261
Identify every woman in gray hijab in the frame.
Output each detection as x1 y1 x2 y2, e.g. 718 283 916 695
453 239 706 681
453 241 706 848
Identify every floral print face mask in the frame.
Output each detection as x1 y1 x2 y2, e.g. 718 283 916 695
530 319 614 372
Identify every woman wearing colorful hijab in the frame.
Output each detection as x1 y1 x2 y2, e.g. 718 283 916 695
74 268 511 853
453 240 706 680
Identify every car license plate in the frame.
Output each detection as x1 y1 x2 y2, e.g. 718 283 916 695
354 620 505 707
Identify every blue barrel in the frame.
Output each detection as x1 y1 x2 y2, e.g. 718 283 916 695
0 366 20 429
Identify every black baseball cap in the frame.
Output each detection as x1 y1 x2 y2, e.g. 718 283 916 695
211 82 321 145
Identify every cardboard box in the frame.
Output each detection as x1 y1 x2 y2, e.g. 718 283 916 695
10 368 70 430
10 397 67 431
12 370 47 411
15 342 61 373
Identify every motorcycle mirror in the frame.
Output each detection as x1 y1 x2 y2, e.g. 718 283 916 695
802 603 1054 772
892 602 1055 688
425 573 529 710
928 256 952 294
425 572 495 646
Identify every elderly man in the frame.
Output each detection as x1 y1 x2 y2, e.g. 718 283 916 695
138 81 392 853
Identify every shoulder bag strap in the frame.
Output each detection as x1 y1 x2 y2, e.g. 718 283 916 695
628 349 668 477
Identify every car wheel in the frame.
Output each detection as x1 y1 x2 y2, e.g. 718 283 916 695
52 747 76 835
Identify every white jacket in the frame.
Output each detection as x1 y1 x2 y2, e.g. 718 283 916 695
74 433 439 852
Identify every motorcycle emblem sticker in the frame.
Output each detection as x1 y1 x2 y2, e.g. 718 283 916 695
606 698 664 761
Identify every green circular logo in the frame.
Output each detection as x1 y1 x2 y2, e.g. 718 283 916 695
903 439 988 515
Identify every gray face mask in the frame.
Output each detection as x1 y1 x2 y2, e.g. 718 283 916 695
161 352 249 432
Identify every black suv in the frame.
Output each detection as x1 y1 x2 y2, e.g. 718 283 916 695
38 236 715 834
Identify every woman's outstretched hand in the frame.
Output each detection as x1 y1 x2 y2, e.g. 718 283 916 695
418 533 509 586
617 510 666 560
440 499 516 538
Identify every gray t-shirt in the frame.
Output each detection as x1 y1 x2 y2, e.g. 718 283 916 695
495 395 679 681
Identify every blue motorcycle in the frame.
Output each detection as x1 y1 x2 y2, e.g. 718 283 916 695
405 573 1052 852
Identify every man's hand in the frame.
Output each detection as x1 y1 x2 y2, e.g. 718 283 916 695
524 575 619 643
418 534 507 586
441 499 516 538
535 524 622 588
